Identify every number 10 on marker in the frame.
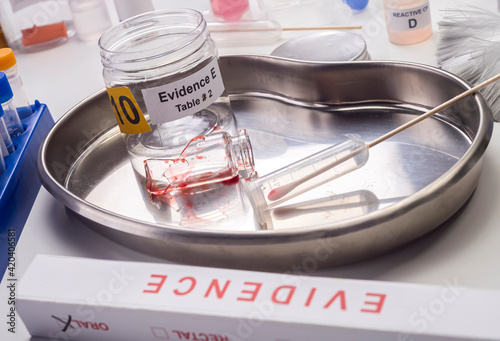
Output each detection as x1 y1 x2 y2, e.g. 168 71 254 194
106 86 151 135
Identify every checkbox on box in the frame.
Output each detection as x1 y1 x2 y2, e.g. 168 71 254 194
151 327 170 339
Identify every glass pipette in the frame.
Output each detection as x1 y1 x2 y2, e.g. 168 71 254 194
207 20 362 46
244 72 500 212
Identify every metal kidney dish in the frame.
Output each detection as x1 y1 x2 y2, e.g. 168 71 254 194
38 56 493 270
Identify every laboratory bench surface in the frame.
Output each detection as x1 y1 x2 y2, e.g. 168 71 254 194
1 0 500 340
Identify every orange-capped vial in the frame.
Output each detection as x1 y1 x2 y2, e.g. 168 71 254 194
0 48 31 119
383 0 432 45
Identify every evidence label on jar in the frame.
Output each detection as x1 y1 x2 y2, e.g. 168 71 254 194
385 2 431 31
141 58 225 125
106 86 152 135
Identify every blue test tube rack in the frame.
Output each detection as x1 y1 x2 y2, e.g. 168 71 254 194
0 101 54 281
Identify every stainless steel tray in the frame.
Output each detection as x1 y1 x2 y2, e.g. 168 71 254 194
38 56 493 270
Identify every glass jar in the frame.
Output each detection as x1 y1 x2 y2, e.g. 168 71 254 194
145 129 255 196
0 72 23 138
99 9 237 180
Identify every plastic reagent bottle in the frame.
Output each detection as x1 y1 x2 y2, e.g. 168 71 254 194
0 49 31 119
0 104 15 155
383 0 432 45
0 72 23 137
145 129 255 196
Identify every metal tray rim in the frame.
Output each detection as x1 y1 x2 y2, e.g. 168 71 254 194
37 58 494 242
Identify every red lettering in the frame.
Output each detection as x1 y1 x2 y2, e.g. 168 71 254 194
361 293 386 313
323 290 347 310
172 330 190 339
305 287 316 307
272 285 296 305
170 330 228 340
204 279 231 299
174 276 197 296
237 282 262 302
70 320 109 331
143 274 167 294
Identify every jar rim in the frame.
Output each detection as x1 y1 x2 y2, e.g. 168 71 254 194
98 8 207 60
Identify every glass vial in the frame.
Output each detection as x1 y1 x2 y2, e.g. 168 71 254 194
383 0 432 45
0 48 31 119
210 0 249 21
0 72 23 137
99 9 237 180
0 105 15 155
68 0 112 42
112 0 154 21
145 129 256 195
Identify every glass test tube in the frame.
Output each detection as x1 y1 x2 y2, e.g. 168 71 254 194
243 137 369 212
99 9 237 180
0 105 15 154
68 0 113 42
207 20 283 46
0 72 23 137
383 0 432 45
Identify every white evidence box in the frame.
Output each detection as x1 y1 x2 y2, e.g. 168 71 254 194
16 254 500 341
